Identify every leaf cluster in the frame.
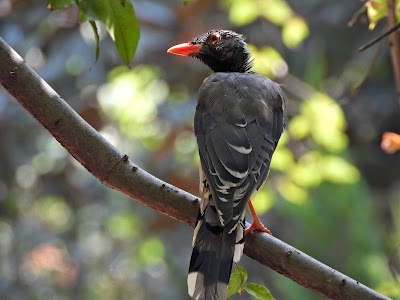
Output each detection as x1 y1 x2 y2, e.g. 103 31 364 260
47 0 140 66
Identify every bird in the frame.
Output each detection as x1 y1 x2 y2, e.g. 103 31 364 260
167 30 285 300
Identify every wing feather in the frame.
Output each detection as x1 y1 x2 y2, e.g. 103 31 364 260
195 73 285 232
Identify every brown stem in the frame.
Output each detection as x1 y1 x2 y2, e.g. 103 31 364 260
387 0 400 104
0 37 390 300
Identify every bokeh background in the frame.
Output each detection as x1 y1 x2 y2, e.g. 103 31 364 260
1 0 400 299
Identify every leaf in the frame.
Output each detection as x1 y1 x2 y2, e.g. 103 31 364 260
78 5 87 22
245 283 276 300
226 266 248 298
366 0 387 30
88 20 100 69
47 0 75 10
226 272 244 298
79 0 140 65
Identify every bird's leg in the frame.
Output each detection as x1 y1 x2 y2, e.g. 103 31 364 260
245 200 272 235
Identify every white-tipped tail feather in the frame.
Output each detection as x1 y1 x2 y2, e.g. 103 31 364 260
187 204 245 300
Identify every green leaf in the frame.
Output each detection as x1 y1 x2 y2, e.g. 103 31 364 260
88 20 100 69
236 266 248 282
245 283 276 300
226 266 248 298
79 0 140 65
367 0 387 30
226 272 243 298
78 5 87 22
47 0 75 10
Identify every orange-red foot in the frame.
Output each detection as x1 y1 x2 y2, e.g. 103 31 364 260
245 200 272 235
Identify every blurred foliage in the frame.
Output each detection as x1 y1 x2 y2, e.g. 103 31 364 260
48 0 140 65
1 0 400 300
366 0 400 29
222 0 309 48
98 65 169 147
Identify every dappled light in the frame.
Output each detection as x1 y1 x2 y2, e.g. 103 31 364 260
98 65 169 148
250 45 289 79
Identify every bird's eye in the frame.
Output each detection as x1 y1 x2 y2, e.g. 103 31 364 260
209 33 221 44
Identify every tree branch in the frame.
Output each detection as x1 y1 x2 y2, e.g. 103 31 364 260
358 23 400 52
0 37 390 300
387 0 400 104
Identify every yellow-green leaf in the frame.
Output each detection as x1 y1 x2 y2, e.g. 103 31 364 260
47 0 75 10
367 0 387 30
226 272 243 298
320 156 360 184
228 0 258 26
252 187 276 215
288 115 310 139
226 266 247 298
250 45 287 78
303 93 348 152
88 20 100 69
278 178 309 205
282 17 309 48
245 283 276 300
270 146 294 171
260 0 292 26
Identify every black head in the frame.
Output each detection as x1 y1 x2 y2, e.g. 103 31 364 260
168 30 253 73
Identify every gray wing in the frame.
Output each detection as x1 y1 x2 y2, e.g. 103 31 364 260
194 73 285 233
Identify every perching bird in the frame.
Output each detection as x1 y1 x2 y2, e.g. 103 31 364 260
167 30 285 300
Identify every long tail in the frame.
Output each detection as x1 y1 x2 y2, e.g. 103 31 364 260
187 204 245 300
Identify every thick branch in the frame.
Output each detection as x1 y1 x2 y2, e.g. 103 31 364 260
387 0 400 104
0 37 390 300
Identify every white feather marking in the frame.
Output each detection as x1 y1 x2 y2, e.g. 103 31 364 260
232 214 240 221
219 177 238 188
219 197 229 202
228 142 252 154
233 243 244 262
220 161 249 179
187 272 198 297
192 219 203 247
217 209 223 216
233 120 247 127
218 214 225 226
233 212 246 262
210 169 218 175
233 182 250 200
233 200 241 207
216 186 229 194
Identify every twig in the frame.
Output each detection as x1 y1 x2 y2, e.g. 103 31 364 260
353 38 384 95
387 0 400 103
0 37 391 300
359 22 400 52
348 4 367 28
